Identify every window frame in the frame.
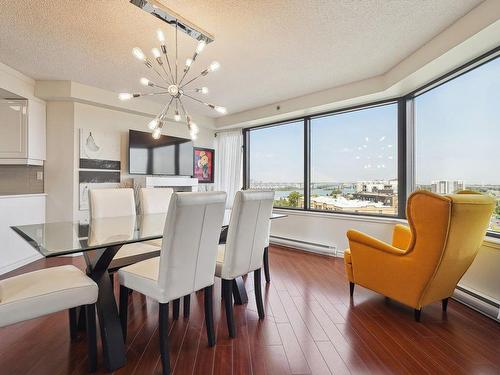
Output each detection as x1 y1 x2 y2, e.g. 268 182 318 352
242 45 500 237
243 99 405 219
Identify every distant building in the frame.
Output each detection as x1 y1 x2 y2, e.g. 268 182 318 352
431 180 464 194
309 196 397 215
355 179 398 194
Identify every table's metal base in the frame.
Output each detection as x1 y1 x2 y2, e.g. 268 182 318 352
84 245 126 371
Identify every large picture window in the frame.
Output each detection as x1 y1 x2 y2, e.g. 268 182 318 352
248 121 304 208
243 48 499 236
414 56 500 233
310 104 398 216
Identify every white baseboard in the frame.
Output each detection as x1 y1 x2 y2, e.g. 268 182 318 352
0 253 43 275
270 235 341 257
453 285 500 322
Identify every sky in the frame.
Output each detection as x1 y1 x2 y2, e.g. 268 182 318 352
249 57 499 185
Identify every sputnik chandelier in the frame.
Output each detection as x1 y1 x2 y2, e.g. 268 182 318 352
118 27 226 140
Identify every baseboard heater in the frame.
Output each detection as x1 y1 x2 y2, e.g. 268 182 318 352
270 235 340 257
453 285 500 322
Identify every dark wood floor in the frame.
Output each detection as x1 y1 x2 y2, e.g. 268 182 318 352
1 246 500 375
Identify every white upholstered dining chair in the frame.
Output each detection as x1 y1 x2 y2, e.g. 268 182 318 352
139 187 191 319
118 191 226 375
88 188 160 261
139 188 174 248
216 190 274 338
0 265 99 372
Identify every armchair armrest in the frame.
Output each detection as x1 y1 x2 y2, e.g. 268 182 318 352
392 224 412 250
347 230 407 256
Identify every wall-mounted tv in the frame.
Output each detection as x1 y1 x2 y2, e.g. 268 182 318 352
128 129 194 176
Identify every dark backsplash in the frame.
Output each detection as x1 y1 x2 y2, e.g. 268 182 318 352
0 165 44 195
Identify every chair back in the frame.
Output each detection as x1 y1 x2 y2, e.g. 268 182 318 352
407 190 494 306
158 192 226 300
220 190 274 279
140 188 174 214
88 188 136 219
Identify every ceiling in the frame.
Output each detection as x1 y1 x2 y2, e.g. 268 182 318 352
0 0 483 118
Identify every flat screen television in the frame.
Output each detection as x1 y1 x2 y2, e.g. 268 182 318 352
128 129 194 176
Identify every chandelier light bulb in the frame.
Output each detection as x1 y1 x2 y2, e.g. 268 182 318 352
215 106 227 114
174 111 181 122
148 118 159 130
196 40 206 54
140 77 150 86
151 48 161 59
190 123 199 134
157 29 165 44
208 61 220 72
119 93 133 101
152 127 162 139
197 87 209 94
185 58 193 68
132 47 146 61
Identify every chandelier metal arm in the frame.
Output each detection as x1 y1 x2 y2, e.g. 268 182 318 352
183 93 208 106
180 71 205 89
159 96 175 120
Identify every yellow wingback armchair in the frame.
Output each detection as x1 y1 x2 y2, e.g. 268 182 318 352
344 190 495 321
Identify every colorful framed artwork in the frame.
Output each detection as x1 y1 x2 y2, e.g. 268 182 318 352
193 147 215 183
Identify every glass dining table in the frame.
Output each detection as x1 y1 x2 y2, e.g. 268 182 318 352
11 211 286 371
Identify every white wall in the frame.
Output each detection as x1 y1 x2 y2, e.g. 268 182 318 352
45 101 74 222
270 209 399 255
72 102 215 221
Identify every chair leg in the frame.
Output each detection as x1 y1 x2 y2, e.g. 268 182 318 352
85 304 97 373
109 273 114 290
173 298 180 320
183 294 191 318
159 303 171 375
349 282 355 297
204 285 215 347
414 308 422 322
263 246 271 283
119 286 129 341
254 268 265 319
222 279 236 338
69 307 78 341
442 298 449 312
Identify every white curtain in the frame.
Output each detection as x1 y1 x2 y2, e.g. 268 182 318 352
215 130 243 208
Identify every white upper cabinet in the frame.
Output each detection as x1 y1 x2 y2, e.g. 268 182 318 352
0 99 46 164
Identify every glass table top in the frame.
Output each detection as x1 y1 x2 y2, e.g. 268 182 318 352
11 212 287 258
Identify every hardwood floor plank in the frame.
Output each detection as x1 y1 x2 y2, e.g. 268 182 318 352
276 323 311 374
213 346 233 375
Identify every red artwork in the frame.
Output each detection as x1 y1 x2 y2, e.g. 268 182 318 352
193 147 215 183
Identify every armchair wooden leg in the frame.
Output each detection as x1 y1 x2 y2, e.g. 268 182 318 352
119 286 129 341
349 282 355 297
263 246 271 283
442 298 449 312
204 285 215 347
183 294 191 318
414 308 422 322
222 279 236 338
69 307 78 341
159 303 171 375
173 298 180 320
85 304 97 373
254 268 265 319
